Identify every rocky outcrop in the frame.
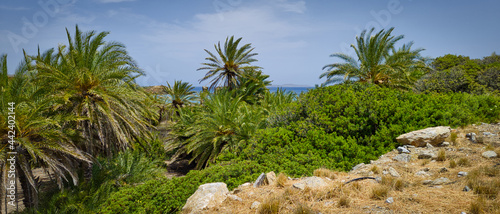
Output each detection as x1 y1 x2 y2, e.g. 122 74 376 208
396 126 451 147
182 182 229 213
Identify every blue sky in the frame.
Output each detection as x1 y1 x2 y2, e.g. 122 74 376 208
1 0 499 86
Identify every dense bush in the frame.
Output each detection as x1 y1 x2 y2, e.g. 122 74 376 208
99 160 267 213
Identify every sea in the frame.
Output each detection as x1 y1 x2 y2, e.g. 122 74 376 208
192 86 313 95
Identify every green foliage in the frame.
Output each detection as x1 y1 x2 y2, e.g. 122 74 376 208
30 150 163 213
99 160 266 213
321 27 429 89
167 90 267 169
417 53 500 94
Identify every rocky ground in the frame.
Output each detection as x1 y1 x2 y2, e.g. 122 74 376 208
182 122 500 214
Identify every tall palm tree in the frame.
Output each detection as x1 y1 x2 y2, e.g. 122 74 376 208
31 25 157 158
320 28 427 88
1 54 91 210
198 36 260 91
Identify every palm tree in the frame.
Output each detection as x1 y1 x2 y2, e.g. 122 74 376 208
164 80 196 109
1 54 91 210
31 25 157 158
235 68 272 105
320 28 427 88
167 91 266 169
198 36 260 91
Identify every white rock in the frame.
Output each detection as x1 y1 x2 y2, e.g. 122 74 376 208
266 171 277 185
386 167 400 177
226 194 242 201
431 177 451 185
482 151 498 159
393 154 411 162
250 201 261 209
458 172 468 177
396 126 451 147
397 146 410 154
182 182 229 213
293 176 328 190
440 142 451 147
385 197 394 204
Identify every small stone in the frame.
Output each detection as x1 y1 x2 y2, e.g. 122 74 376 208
466 133 477 143
483 132 493 136
254 173 267 187
463 186 471 192
433 185 443 189
431 177 451 185
266 171 277 185
397 146 410 154
458 172 468 177
482 151 497 159
440 142 450 147
418 151 437 159
387 167 400 177
232 188 242 194
375 176 382 183
227 194 242 201
461 212 467 214
426 143 434 148
251 201 261 209
393 154 411 162
416 171 431 177
439 167 449 173
422 180 433 185
385 197 394 204
239 182 252 188
292 176 328 190
324 201 334 206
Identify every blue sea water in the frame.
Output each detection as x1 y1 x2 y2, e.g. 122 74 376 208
192 86 313 94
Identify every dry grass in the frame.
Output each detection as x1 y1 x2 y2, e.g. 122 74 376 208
449 159 457 168
313 168 336 179
371 185 389 200
257 195 283 214
337 195 350 208
450 132 458 144
458 157 471 167
421 159 431 166
437 148 446 161
485 143 495 151
292 203 315 214
469 197 485 214
276 172 288 188
370 165 381 174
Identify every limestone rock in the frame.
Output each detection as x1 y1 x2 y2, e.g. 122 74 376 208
293 176 328 190
431 177 451 185
440 142 450 147
458 171 468 177
466 133 477 143
393 154 411 162
397 146 410 154
385 197 394 204
227 194 242 201
482 151 498 159
182 182 229 213
250 201 261 209
418 151 437 159
396 126 451 147
266 171 276 186
254 173 266 187
384 167 400 177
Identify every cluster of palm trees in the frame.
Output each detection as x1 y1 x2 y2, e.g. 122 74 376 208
1 25 431 211
320 27 430 89
1 26 157 210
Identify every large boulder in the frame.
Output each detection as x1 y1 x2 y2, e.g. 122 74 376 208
182 182 229 213
396 126 451 147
